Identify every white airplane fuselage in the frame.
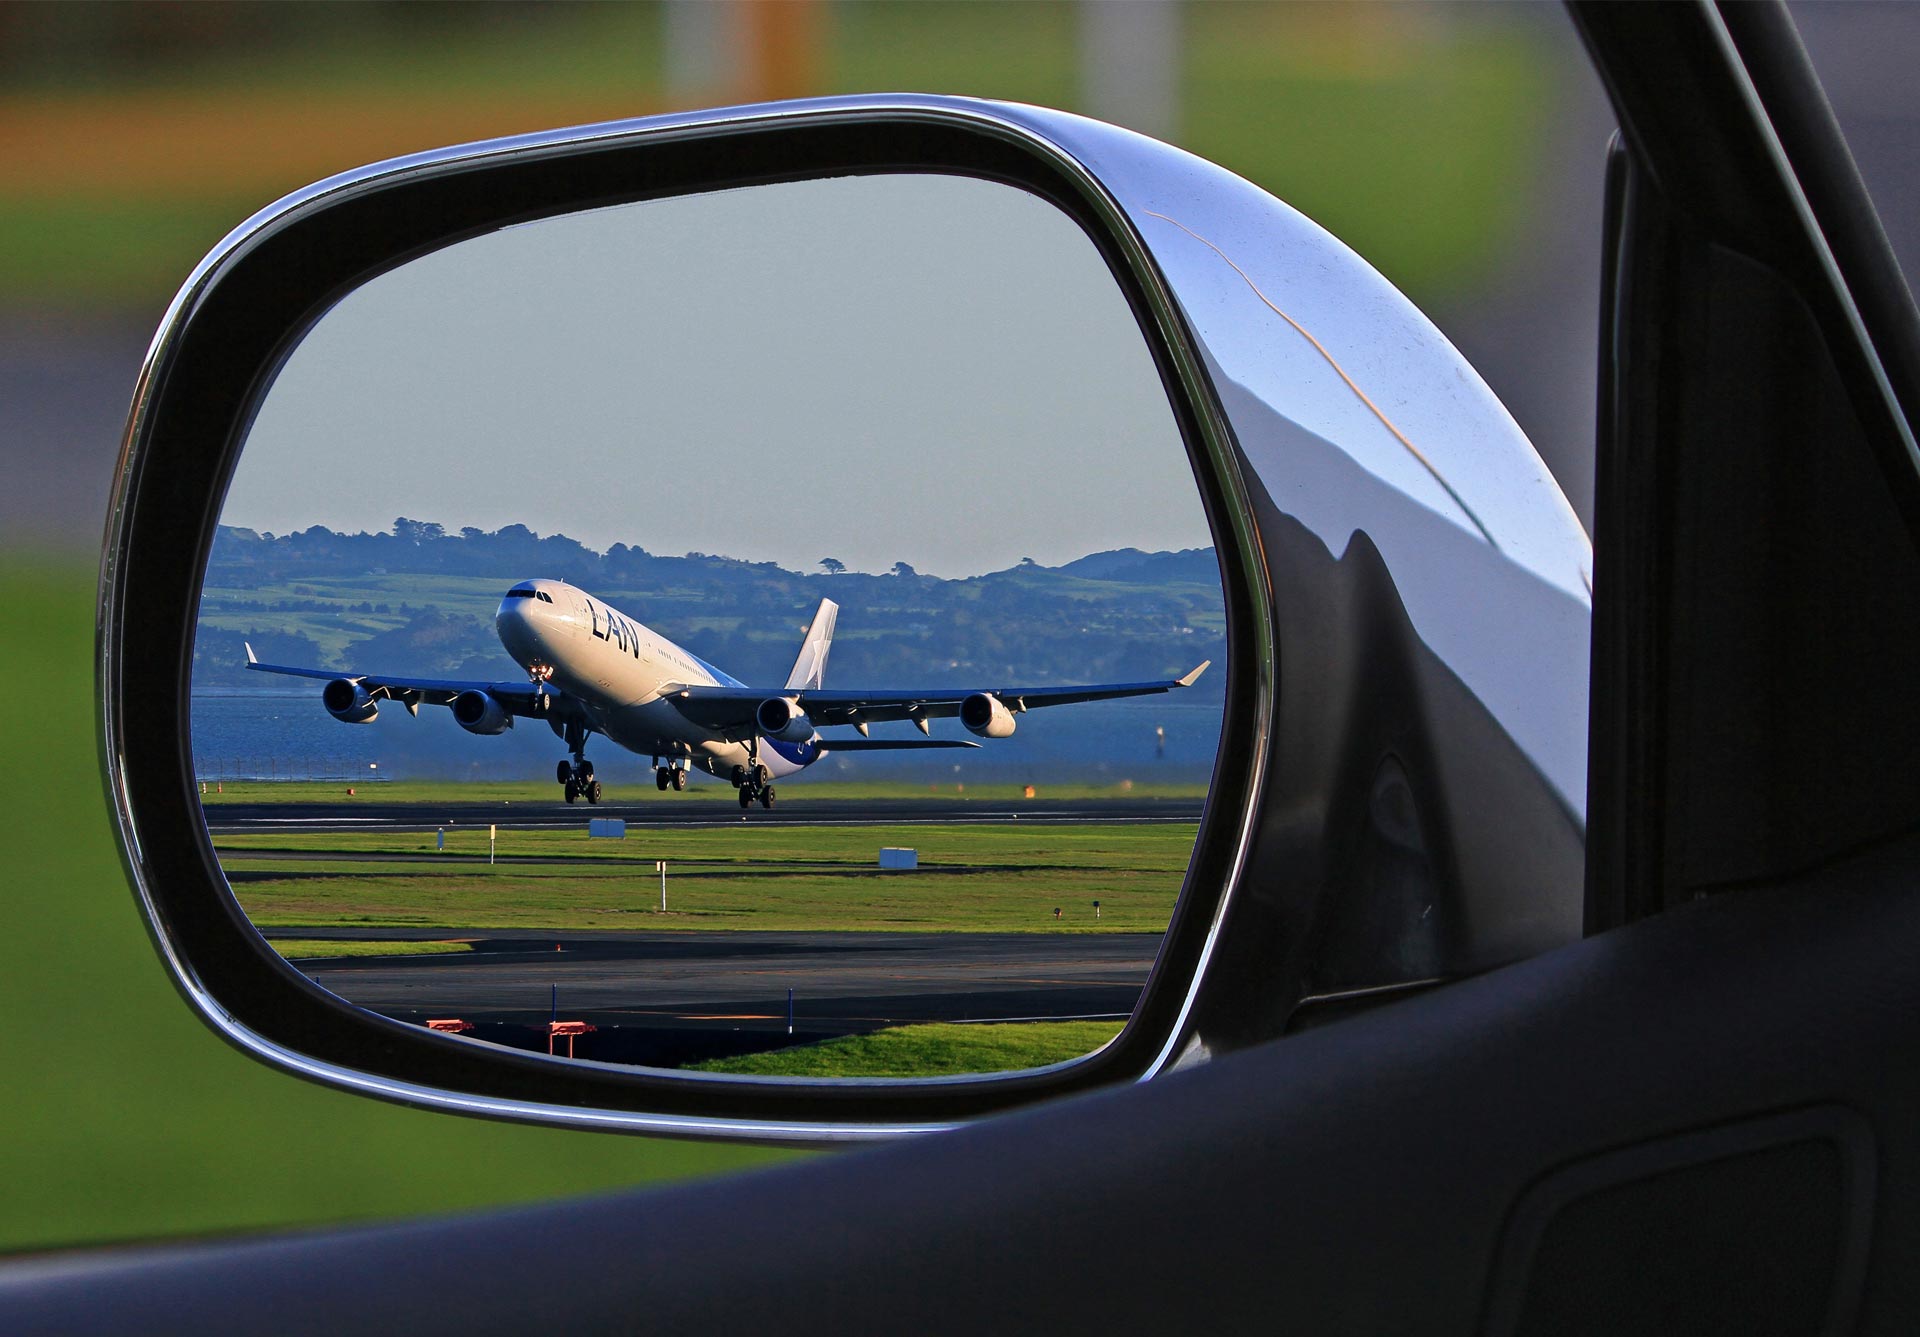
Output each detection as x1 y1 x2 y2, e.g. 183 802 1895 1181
495 578 815 779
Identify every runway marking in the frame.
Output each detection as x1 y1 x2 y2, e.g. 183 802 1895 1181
206 804 1203 837
232 817 388 824
947 1012 1130 1024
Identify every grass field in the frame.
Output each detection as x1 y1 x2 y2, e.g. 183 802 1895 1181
265 938 474 961
218 822 1194 935
687 1021 1126 1078
0 559 789 1255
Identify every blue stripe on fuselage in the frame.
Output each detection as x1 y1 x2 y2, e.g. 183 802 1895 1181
763 736 819 766
686 651 746 689
684 650 815 768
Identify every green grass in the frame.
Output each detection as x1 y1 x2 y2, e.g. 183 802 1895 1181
0 558 792 1255
218 823 1192 934
265 938 473 961
1179 4 1551 298
687 1021 1126 1078
0 196 266 309
824 0 1552 295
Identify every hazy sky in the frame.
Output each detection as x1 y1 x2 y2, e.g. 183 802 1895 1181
226 173 1212 576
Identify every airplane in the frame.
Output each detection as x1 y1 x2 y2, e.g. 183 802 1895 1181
244 578 1210 810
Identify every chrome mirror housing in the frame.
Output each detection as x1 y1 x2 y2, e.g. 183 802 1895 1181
101 95 1589 1139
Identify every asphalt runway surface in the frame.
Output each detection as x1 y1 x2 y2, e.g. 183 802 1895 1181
278 927 1159 1064
205 795 1205 835
226 797 1185 1064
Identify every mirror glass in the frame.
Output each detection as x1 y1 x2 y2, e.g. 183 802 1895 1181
193 173 1224 1079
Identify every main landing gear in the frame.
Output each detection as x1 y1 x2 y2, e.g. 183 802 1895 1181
560 757 601 805
731 760 775 810
726 732 776 808
654 762 689 792
558 721 601 804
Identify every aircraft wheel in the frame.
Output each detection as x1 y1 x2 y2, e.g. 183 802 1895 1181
556 761 573 785
587 781 603 804
730 765 747 788
656 768 671 792
759 786 775 809
671 768 687 792
738 786 752 809
579 759 594 780
564 781 578 804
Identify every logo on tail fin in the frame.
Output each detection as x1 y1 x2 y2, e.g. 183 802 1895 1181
785 599 838 692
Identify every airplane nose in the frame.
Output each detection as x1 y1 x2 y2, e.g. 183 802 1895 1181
495 593 541 651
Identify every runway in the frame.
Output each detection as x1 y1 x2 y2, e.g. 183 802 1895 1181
221 795 1189 1067
278 927 1160 1067
206 795 1205 835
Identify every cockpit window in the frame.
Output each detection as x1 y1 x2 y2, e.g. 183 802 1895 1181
505 588 536 599
537 591 553 603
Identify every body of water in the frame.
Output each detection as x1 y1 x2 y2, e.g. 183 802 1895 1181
190 690 1224 788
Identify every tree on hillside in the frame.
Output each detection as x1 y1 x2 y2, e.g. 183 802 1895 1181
819 556 847 575
393 517 444 544
890 561 917 578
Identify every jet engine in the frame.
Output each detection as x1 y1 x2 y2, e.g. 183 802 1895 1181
452 690 514 735
755 696 814 742
322 678 378 724
959 692 1017 738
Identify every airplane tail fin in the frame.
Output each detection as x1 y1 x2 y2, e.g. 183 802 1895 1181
784 599 838 691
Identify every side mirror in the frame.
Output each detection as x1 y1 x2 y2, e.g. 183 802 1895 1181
102 95 1589 1139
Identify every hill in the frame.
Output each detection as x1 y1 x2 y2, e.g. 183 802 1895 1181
193 522 1226 698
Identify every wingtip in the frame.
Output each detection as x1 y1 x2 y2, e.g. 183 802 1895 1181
1177 660 1211 688
244 641 257 666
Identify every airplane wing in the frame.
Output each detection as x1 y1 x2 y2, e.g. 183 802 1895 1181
663 661 1210 735
242 645 583 723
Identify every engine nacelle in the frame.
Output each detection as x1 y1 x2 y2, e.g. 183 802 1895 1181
452 689 513 735
959 692 1017 738
755 696 814 742
322 678 378 724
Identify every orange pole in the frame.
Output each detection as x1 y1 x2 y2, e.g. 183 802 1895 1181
743 0 820 103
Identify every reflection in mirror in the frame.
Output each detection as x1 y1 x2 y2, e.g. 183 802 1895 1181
193 174 1224 1079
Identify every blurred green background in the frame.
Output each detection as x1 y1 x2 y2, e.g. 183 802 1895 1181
0 1 1552 308
0 0 1598 1255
